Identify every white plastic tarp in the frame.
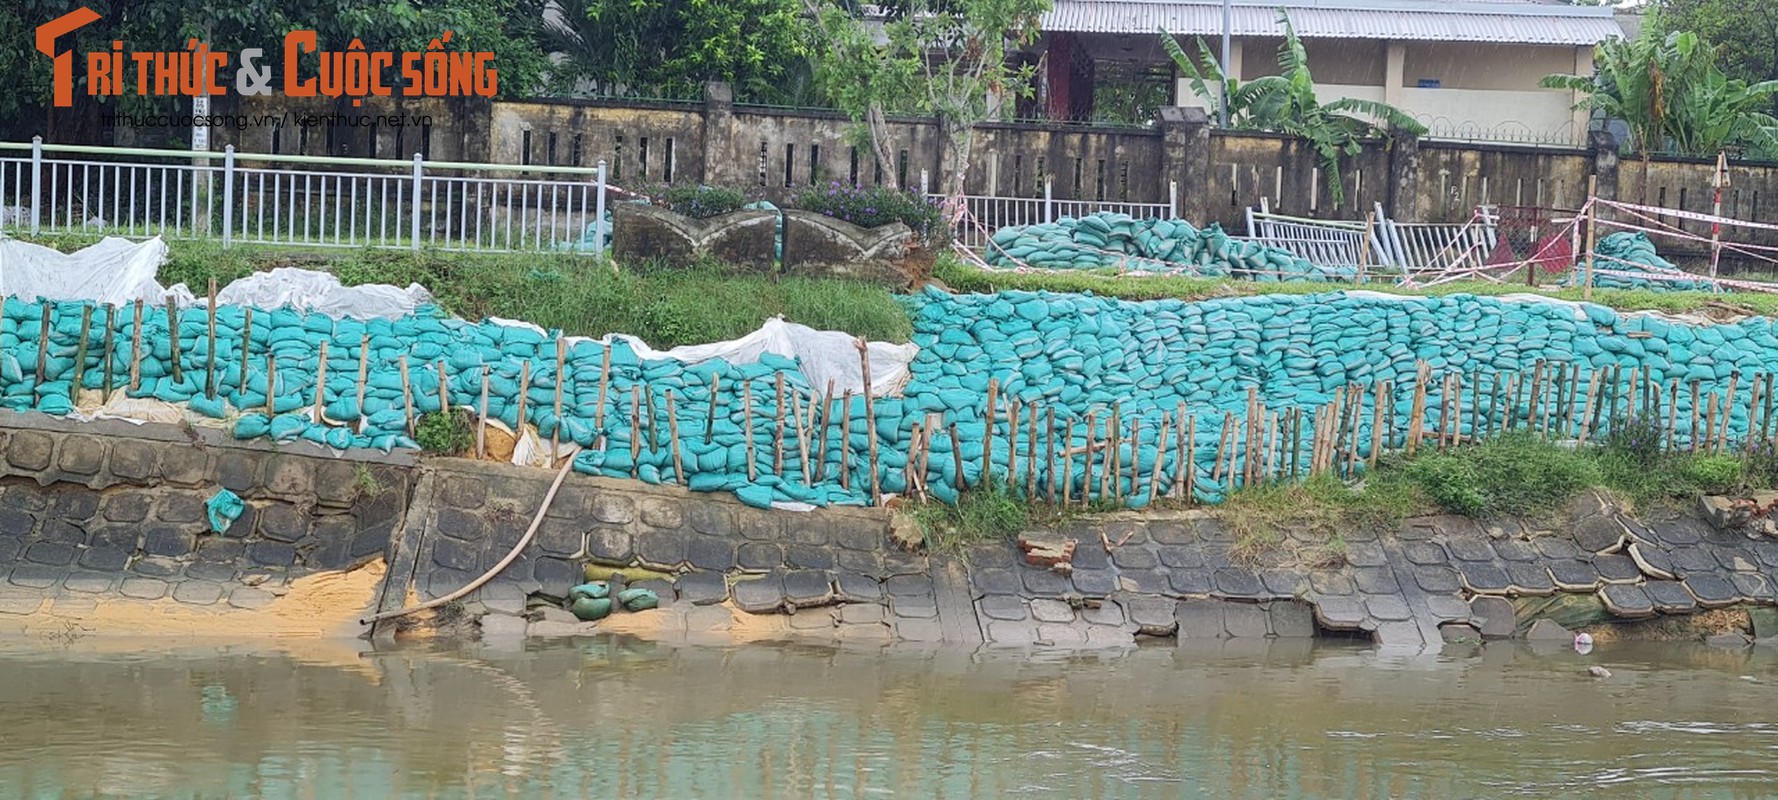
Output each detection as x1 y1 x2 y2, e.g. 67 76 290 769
0 235 169 306
192 267 434 321
490 315 918 398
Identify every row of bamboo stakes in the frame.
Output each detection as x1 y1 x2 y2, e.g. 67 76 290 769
7 293 1777 504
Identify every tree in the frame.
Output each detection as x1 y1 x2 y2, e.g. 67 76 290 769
806 0 1048 206
544 0 816 103
1161 11 1425 206
1661 0 1778 98
1541 14 1778 160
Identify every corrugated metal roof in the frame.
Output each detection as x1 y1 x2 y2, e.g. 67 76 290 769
1043 0 1623 45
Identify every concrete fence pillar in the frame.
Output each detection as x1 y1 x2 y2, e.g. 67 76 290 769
1589 129 1620 209
1386 129 1423 223
1159 106 1211 223
701 81 736 187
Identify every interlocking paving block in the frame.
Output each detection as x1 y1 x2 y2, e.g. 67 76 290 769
732 573 786 614
684 536 737 572
836 571 884 605
1548 559 1603 591
1424 595 1471 621
1666 546 1716 577
1710 546 1756 572
171 580 225 606
881 551 928 577
835 550 885 579
971 567 1021 596
0 595 44 615
183 562 238 583
1259 569 1305 596
22 541 75 568
114 576 168 600
890 618 943 643
1752 541 1778 569
1222 602 1269 637
667 571 724 607
1082 600 1125 627
782 570 836 608
1457 561 1511 594
1684 573 1741 607
1402 542 1448 566
984 620 1038 645
1117 570 1169 595
979 594 1028 621
434 508 488 541
1442 537 1494 563
1627 542 1678 580
635 530 689 571
77 547 130 572
1731 572 1773 602
532 557 580 599
1213 568 1265 599
1175 599 1225 639
6 564 63 590
1532 536 1582 560
1070 568 1118 598
735 542 783 572
39 520 85 546
835 525 883 553
1309 571 1355 596
1593 554 1642 585
1352 567 1401 594
1410 565 1462 594
1267 601 1315 637
0 510 36 538
1125 595 1177 635
1154 545 1205 569
46 490 100 522
786 544 836 571
1068 539 1111 571
787 607 838 631
431 537 480 571
1573 516 1626 553
1102 521 1148 548
1021 566 1070 597
0 537 19 565
1364 595 1413 622
1029 598 1075 624
1312 596 1367 629
425 568 477 600
1504 562 1556 596
1109 545 1157 571
1492 539 1539 563
1147 522 1194 545
839 604 885 625
1647 519 1704 547
62 571 117 594
889 596 938 619
964 542 1018 570
1373 621 1425 647
630 579 678 608
1600 583 1656 618
1469 596 1516 638
1167 568 1213 595
886 573 934 598
1643 580 1697 614
1343 541 1388 568
129 556 183 578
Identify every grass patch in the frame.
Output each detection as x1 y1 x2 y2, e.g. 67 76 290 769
911 481 1031 552
1219 472 1425 563
20 237 914 348
414 409 475 456
934 253 1778 317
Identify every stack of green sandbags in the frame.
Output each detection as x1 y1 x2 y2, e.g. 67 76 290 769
1564 231 1713 292
984 212 1355 282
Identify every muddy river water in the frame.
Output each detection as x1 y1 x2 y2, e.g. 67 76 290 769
0 636 1774 798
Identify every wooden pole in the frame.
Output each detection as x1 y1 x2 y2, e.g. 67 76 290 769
72 305 91 397
1083 412 1097 506
1583 177 1599 302
1150 414 1171 501
1008 399 1022 494
1369 380 1386 467
265 353 277 416
773 375 787 478
1705 393 1719 455
552 339 566 463
476 366 490 459
513 361 528 439
1690 379 1702 452
982 378 998 488
743 380 756 482
705 373 721 445
436 359 448 419
1045 406 1057 505
1667 379 1680 453
1127 417 1142 504
163 301 191 393
34 302 49 387
101 304 116 403
1211 412 1234 484
1061 418 1075 506
1027 402 1040 500
665 389 684 484
312 340 328 424
401 355 415 437
949 422 965 497
839 390 854 492
1576 368 1601 445
1357 211 1374 285
204 277 217 398
792 392 812 486
355 334 370 414
236 307 251 395
906 421 924 498
630 386 642 477
1407 361 1428 457
1526 361 1544 435
128 299 143 393
1183 412 1196 503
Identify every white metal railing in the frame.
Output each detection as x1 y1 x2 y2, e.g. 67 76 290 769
1243 201 1500 276
929 173 1177 248
0 138 613 255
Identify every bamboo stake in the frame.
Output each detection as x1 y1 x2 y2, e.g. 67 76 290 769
705 373 721 444
1245 387 1260 487
355 334 370 413
792 392 812 485
436 359 448 418
34 302 49 387
101 304 116 403
1763 374 1776 443
1706 393 1719 455
1369 380 1386 468
1211 412 1234 484
1667 379 1681 453
1690 380 1703 452
743 380 756 482
1288 408 1300 480
1346 389 1362 475
1125 417 1141 504
265 353 277 416
1357 211 1374 284
773 375 787 478
819 379 835 481
204 277 217 398
1407 362 1429 457
236 307 251 395
982 378 998 487
855 339 881 505
1027 402 1040 501
1083 412 1097 506
1261 410 1276 483
666 389 684 484
401 356 416 437
1526 361 1544 435
594 345 612 435
1045 406 1057 505
1576 369 1602 445
1749 372 1765 446
630 386 642 477
312 340 329 424
128 299 143 392
476 367 490 459
72 306 91 396
513 361 528 441
949 422 965 496
1582 177 1599 301
839 389 854 492
552 339 566 463
1173 403 1189 497
1061 419 1075 506
1008 399 1022 493
1150 414 1171 501
1724 372 1741 453
905 421 923 497
165 302 194 391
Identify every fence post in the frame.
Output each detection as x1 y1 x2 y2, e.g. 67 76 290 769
410 153 423 250
919 169 929 198
29 136 42 235
222 145 236 248
594 159 608 259
1043 175 1054 223
1169 180 1179 220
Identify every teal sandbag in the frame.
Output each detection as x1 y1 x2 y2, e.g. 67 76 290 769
617 588 658 611
736 484 775 508
569 582 610 601
234 413 271 439
190 394 227 418
206 488 244 533
324 427 354 450
268 413 308 441
570 596 613 621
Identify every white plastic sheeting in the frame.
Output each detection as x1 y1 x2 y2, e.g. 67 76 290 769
0 235 170 306
489 315 918 398
191 267 434 321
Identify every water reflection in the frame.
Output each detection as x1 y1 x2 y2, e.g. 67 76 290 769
0 636 1773 798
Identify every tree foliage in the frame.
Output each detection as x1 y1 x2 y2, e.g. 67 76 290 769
1661 0 1778 94
806 0 1048 203
544 0 816 103
1541 12 1778 158
1161 11 1426 205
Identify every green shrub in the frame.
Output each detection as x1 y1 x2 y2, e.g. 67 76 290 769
1403 434 1600 518
913 481 1030 551
1744 439 1778 490
1683 454 1743 493
414 409 474 455
793 182 943 242
1601 413 1666 465
660 185 747 218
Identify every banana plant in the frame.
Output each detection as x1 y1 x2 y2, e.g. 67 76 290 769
1160 11 1426 206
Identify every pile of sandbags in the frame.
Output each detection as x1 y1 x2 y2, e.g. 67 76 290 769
984 213 1356 282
